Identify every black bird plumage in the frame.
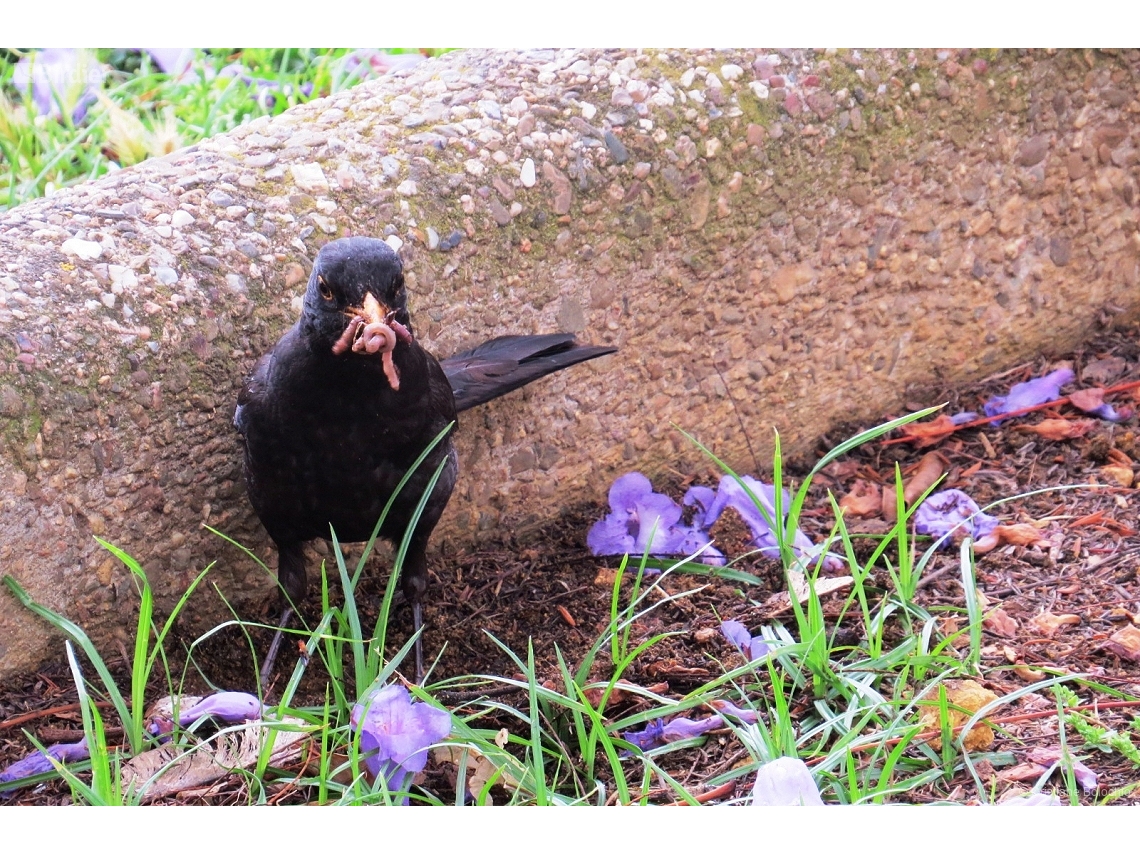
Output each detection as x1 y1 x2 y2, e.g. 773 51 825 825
234 236 615 680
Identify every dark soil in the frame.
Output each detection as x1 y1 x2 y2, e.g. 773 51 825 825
4 324 1140 806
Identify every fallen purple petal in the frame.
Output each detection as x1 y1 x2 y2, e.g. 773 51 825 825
914 489 999 545
588 472 722 564
752 756 824 806
707 699 760 724
622 712 728 750
1028 748 1098 793
720 620 770 661
1087 402 1130 422
662 715 724 742
622 719 665 750
950 411 978 425
704 475 843 571
0 738 89 795
682 485 718 528
352 684 451 803
590 472 837 569
177 691 263 727
983 368 1074 423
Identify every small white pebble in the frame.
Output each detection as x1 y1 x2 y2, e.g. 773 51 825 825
61 238 102 260
520 158 536 188
171 210 194 228
396 180 418 196
581 102 597 120
385 235 403 252
720 64 744 81
464 159 485 177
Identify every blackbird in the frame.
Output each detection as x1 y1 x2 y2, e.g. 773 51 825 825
234 236 615 682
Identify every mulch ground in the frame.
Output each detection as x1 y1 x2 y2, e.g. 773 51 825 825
3 323 1139 806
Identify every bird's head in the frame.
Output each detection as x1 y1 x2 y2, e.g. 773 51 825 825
301 237 412 351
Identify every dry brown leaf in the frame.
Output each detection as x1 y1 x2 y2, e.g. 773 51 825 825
1108 447 1134 466
918 679 1000 751
838 479 882 516
1069 387 1107 413
1102 625 1140 662
998 762 1050 783
904 451 948 505
121 716 310 802
593 568 618 588
764 573 854 613
1013 664 1047 682
433 744 521 804
1100 464 1134 487
881 484 896 522
995 523 1048 548
984 608 1020 638
1014 418 1097 441
1030 612 1081 637
898 413 959 448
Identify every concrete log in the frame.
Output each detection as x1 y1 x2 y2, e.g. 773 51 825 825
2 48 1139 679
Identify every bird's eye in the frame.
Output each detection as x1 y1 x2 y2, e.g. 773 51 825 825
317 276 334 302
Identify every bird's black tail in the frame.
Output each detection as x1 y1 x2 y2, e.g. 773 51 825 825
441 333 616 412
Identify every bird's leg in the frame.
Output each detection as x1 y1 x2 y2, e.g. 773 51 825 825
400 541 430 684
412 601 424 683
260 541 307 694
259 607 293 693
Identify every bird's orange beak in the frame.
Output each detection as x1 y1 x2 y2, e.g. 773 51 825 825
349 292 390 326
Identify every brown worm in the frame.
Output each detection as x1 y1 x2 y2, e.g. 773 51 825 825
389 318 413 345
352 321 397 355
331 316 364 356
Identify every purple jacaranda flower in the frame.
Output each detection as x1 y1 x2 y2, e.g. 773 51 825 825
950 411 978 425
661 715 724 742
177 692 263 727
983 368 1074 424
12 49 105 122
589 472 846 568
147 691 263 737
720 620 771 661
622 719 665 750
587 473 724 564
751 756 824 806
351 684 452 803
703 475 843 571
0 738 89 796
1085 402 1130 422
623 713 726 750
913 489 999 546
707 699 760 724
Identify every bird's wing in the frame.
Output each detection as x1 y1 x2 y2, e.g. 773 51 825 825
441 333 616 412
233 350 276 436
